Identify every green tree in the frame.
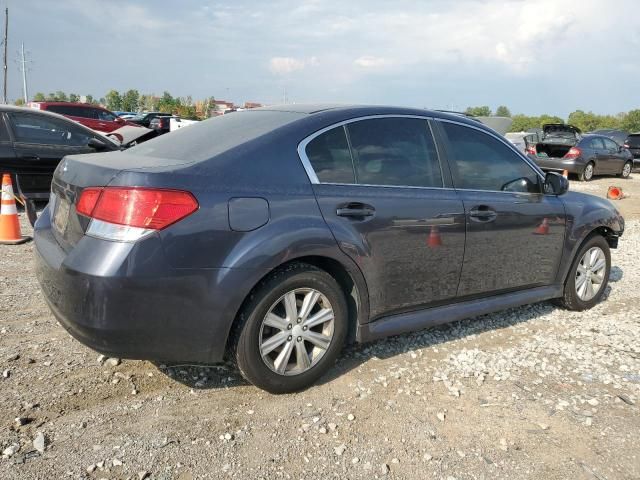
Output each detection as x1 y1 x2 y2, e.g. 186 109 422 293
567 110 601 132
465 106 492 117
139 94 159 112
33 92 46 101
621 109 640 132
85 94 96 105
495 105 511 117
121 89 140 112
68 93 79 103
157 91 176 113
55 91 68 102
104 89 122 111
14 98 25 106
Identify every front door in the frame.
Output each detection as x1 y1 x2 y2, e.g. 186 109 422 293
6 111 98 195
302 117 466 319
435 120 566 298
602 137 625 174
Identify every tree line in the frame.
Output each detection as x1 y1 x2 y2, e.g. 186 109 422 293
465 105 640 133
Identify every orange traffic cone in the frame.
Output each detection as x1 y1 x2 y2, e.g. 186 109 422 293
607 186 624 200
427 225 442 247
534 218 550 235
0 174 31 244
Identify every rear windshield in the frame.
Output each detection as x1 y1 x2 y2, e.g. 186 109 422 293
627 134 640 147
129 110 305 161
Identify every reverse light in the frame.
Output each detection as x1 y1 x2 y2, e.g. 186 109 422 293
564 147 581 160
77 187 198 242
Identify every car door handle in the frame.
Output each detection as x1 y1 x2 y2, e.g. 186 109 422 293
469 206 497 222
336 203 375 218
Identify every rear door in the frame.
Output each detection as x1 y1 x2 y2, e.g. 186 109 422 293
434 119 566 298
6 111 99 196
302 116 466 320
602 137 625 173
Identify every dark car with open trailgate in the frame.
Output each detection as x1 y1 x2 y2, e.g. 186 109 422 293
34 105 625 393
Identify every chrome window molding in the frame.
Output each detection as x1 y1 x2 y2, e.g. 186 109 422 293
297 113 548 194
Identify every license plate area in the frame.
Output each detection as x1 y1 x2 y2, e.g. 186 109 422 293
53 196 70 234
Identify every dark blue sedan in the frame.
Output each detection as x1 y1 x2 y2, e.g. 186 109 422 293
35 105 624 393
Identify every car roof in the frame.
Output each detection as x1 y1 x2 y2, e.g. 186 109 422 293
31 101 105 108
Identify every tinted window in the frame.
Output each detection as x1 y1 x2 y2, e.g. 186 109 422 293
47 105 77 116
9 112 93 147
441 122 540 193
305 126 355 183
346 118 442 187
97 109 116 121
588 137 605 149
602 138 618 150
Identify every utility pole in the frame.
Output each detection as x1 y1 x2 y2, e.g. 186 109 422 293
3 7 8 104
19 42 28 102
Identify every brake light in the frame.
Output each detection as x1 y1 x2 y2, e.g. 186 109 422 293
564 147 581 159
77 187 198 241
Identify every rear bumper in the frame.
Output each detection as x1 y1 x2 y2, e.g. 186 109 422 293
34 207 264 363
533 157 583 174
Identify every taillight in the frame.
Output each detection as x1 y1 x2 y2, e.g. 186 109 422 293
564 147 581 159
77 187 198 242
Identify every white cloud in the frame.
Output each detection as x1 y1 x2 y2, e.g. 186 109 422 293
354 56 389 69
269 56 320 75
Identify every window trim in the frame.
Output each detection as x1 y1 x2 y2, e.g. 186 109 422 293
297 114 446 189
434 118 547 195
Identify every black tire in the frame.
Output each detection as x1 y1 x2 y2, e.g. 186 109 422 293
232 263 348 394
556 235 610 311
579 162 595 181
619 161 633 179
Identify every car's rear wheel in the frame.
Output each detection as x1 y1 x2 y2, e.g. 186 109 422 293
579 162 595 181
556 235 610 311
232 263 348 394
620 161 632 178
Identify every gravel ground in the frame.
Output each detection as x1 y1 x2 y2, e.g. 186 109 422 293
1 176 639 480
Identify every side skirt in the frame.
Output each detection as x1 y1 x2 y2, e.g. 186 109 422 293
356 285 563 343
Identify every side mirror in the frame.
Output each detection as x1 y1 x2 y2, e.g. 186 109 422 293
544 172 569 195
115 117 125 124
87 137 109 151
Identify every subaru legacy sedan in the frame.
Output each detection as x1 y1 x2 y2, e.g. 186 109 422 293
35 105 624 393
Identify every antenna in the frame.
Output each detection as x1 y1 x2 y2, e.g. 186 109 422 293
2 7 7 104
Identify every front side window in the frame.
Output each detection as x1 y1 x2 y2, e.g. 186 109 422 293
602 138 618 150
97 110 116 122
305 126 355 184
440 121 540 193
346 118 442 187
9 112 93 147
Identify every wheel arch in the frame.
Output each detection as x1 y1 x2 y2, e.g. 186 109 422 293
225 254 370 356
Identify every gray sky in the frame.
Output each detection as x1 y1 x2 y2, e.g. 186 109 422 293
7 0 639 117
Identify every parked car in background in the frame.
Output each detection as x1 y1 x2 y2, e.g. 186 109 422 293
590 129 629 146
113 111 137 118
28 102 138 133
506 132 535 154
128 112 169 128
149 115 174 134
624 132 640 168
35 105 624 393
170 117 199 131
0 105 119 198
533 133 633 181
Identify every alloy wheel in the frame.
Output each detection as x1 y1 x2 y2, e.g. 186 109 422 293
584 163 594 180
622 162 632 178
259 288 335 376
575 247 607 301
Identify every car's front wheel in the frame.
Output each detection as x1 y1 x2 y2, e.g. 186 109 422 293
556 235 610 311
620 161 632 178
579 162 595 181
232 263 348 393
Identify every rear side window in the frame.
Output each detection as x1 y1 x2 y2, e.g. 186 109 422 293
588 137 605 149
305 126 355 184
440 121 540 193
346 118 442 188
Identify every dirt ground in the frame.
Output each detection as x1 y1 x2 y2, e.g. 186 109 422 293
1 174 639 480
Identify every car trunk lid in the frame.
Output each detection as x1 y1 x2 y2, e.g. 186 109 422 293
49 151 193 251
